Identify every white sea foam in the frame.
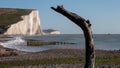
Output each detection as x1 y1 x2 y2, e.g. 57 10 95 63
0 36 26 50
0 36 47 52
1 34 119 52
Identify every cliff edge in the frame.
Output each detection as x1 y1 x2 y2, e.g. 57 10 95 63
0 8 43 35
43 29 60 35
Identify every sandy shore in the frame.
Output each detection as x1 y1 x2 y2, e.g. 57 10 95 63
0 46 120 60
0 45 120 68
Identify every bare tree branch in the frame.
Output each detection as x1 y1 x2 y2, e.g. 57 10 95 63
51 5 95 68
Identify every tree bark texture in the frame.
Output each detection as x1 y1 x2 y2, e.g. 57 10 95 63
51 5 95 68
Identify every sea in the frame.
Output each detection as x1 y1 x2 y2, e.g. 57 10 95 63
0 34 120 52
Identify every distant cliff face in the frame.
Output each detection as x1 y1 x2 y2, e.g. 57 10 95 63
0 8 43 35
43 29 60 35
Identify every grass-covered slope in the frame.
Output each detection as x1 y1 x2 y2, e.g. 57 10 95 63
0 8 33 34
0 8 32 26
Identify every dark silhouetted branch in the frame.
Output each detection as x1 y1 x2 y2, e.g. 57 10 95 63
51 5 95 68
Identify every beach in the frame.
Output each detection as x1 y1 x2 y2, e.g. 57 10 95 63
0 34 120 68
0 46 120 68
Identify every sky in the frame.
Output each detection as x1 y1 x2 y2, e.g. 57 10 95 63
0 0 120 34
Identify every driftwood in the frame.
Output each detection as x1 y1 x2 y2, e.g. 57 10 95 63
51 5 95 68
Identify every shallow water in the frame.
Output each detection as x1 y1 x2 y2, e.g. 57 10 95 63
0 34 120 52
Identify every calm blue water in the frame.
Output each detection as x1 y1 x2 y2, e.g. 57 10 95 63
0 34 120 52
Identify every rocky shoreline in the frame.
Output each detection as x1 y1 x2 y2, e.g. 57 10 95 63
0 46 120 68
0 46 19 57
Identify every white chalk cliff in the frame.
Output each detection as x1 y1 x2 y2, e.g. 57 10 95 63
0 8 43 35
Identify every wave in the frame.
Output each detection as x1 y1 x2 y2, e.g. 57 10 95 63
0 36 47 52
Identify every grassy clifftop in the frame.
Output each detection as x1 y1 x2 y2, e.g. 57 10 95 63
0 8 33 26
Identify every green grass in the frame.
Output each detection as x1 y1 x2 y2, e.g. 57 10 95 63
0 8 32 26
0 57 120 68
0 58 83 68
96 57 120 65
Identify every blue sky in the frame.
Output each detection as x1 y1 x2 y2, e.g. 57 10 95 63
0 0 120 34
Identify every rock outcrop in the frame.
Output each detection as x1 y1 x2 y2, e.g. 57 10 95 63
0 45 18 57
0 8 43 35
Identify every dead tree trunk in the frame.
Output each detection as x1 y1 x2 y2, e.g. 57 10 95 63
51 5 95 68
